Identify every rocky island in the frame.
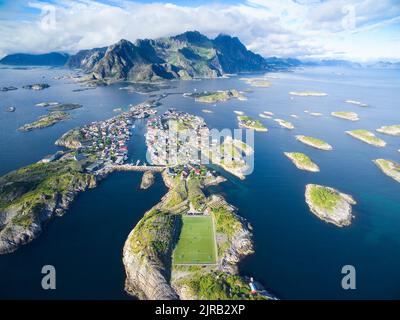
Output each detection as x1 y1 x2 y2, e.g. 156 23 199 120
36 102 82 111
35 102 60 108
345 100 368 107
346 129 386 147
237 115 268 132
373 159 400 183
289 91 327 97
140 171 155 189
295 135 333 150
0 86 18 92
259 113 271 119
305 184 356 227
22 83 50 90
240 77 271 87
185 89 246 103
5 106 16 112
123 167 270 300
376 124 400 136
284 152 319 172
18 111 70 131
331 111 359 121
274 119 294 129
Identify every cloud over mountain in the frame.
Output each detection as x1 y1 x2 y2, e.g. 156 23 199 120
0 0 399 61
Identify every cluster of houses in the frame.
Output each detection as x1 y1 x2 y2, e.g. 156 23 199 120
146 109 210 166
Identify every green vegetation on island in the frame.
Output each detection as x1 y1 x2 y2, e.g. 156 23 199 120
48 103 82 111
284 152 319 172
305 184 356 227
237 115 268 131
346 129 386 147
331 111 359 121
376 124 400 136
174 271 266 300
123 168 266 300
0 160 96 254
295 135 332 151
18 111 70 131
187 89 246 103
373 159 400 183
274 118 294 129
239 77 271 88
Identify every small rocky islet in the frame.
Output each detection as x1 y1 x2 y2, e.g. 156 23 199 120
305 184 356 227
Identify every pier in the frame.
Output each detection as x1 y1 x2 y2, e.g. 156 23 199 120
111 164 165 172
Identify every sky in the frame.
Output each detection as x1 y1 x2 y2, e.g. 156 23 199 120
0 0 399 61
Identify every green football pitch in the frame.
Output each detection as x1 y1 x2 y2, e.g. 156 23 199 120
173 215 217 265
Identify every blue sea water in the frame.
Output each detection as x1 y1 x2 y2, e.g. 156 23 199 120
0 66 399 299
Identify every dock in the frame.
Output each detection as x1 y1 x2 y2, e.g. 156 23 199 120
110 164 165 172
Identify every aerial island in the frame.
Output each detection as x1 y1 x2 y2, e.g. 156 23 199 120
240 77 271 87
259 113 271 119
0 86 18 92
331 111 359 121
284 152 319 172
289 91 327 97
309 112 323 117
22 83 50 90
140 171 155 189
345 100 368 107
35 102 60 108
274 118 294 129
5 106 16 112
346 129 386 147
373 159 400 183
18 111 70 131
305 184 356 227
295 135 333 151
237 115 268 132
123 167 271 300
184 89 246 103
49 103 83 111
376 124 400 136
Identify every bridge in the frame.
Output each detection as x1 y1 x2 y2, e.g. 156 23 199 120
111 164 165 172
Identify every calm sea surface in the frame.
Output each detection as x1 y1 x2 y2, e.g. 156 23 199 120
0 66 399 299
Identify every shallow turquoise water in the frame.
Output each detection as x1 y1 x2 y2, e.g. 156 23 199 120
0 66 399 299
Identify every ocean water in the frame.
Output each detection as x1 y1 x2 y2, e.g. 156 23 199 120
0 66 399 299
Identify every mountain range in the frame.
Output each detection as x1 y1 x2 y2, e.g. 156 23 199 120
0 31 300 81
1 31 397 82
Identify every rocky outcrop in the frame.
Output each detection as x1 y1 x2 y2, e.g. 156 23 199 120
55 128 83 149
123 231 179 300
0 161 96 254
140 171 155 189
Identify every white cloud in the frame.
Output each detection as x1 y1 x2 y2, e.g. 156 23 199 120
0 0 399 61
